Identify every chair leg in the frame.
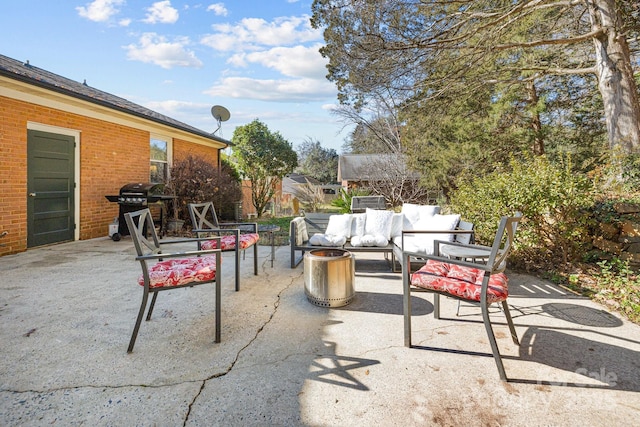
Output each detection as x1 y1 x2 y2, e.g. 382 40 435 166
145 292 158 321
433 294 441 319
128 290 150 353
234 247 240 292
481 301 508 381
501 300 520 345
215 252 221 343
253 243 258 275
402 255 412 347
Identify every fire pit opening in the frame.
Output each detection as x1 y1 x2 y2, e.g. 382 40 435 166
309 249 351 258
304 249 355 307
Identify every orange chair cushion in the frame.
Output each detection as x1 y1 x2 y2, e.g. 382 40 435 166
411 260 508 304
139 255 218 288
201 233 259 251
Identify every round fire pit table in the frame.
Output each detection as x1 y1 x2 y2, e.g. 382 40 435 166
304 249 355 307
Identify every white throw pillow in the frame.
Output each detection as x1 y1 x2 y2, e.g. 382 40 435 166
350 213 366 237
413 214 461 243
401 203 421 229
394 234 433 255
418 205 441 220
308 233 347 246
364 208 394 240
325 214 353 238
390 213 404 238
351 233 388 247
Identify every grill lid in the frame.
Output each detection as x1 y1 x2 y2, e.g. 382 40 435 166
119 182 165 195
104 182 168 205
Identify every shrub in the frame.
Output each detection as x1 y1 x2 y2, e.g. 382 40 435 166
294 182 326 213
448 154 596 269
593 258 640 323
165 156 242 226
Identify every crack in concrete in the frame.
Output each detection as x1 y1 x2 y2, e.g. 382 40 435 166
183 259 303 425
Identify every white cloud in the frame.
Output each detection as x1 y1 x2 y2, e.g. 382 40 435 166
200 15 321 51
229 44 327 79
204 76 335 102
145 100 208 115
143 1 179 24
124 33 203 69
76 0 124 22
207 3 228 16
322 103 339 111
119 18 132 27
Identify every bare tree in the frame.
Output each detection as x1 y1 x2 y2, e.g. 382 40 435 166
335 91 403 154
351 153 437 207
293 181 326 212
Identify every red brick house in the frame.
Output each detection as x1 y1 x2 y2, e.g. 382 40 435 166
0 54 228 256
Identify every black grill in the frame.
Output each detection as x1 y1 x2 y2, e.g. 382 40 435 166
105 183 173 237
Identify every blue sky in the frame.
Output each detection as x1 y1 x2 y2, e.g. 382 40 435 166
0 0 351 152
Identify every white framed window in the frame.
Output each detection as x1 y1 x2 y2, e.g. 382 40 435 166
150 136 172 183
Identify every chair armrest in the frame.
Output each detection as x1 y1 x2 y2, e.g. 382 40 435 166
219 222 258 233
191 228 238 236
400 229 475 251
136 247 221 261
159 236 223 245
401 229 475 236
433 240 491 251
400 249 492 272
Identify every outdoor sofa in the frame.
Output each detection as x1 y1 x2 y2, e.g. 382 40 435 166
289 204 474 272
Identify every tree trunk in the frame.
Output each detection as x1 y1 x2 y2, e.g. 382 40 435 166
527 81 545 156
589 0 640 154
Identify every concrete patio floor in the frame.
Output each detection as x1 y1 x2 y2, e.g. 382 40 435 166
1 237 639 426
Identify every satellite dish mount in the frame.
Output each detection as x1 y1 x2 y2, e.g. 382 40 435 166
211 105 230 135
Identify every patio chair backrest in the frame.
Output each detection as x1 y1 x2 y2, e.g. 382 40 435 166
456 219 475 245
189 202 220 231
486 212 522 274
124 208 162 256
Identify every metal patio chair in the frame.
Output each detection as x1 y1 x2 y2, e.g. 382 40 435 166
402 213 522 380
124 208 222 353
188 202 259 292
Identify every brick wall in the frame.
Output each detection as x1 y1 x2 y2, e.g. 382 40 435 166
173 139 219 164
0 95 219 256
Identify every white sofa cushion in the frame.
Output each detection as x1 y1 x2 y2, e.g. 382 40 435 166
395 213 461 255
413 214 461 242
401 203 421 228
390 213 404 238
401 204 441 230
351 233 389 247
364 208 394 240
350 213 366 237
309 233 347 246
418 205 441 220
325 214 353 238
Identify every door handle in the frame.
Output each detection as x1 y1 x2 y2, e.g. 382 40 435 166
29 192 36 197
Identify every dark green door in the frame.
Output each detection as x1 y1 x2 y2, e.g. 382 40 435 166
27 130 75 247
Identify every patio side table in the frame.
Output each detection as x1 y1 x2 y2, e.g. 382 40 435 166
258 224 280 267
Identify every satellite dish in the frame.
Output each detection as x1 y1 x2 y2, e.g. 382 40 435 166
211 105 230 135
